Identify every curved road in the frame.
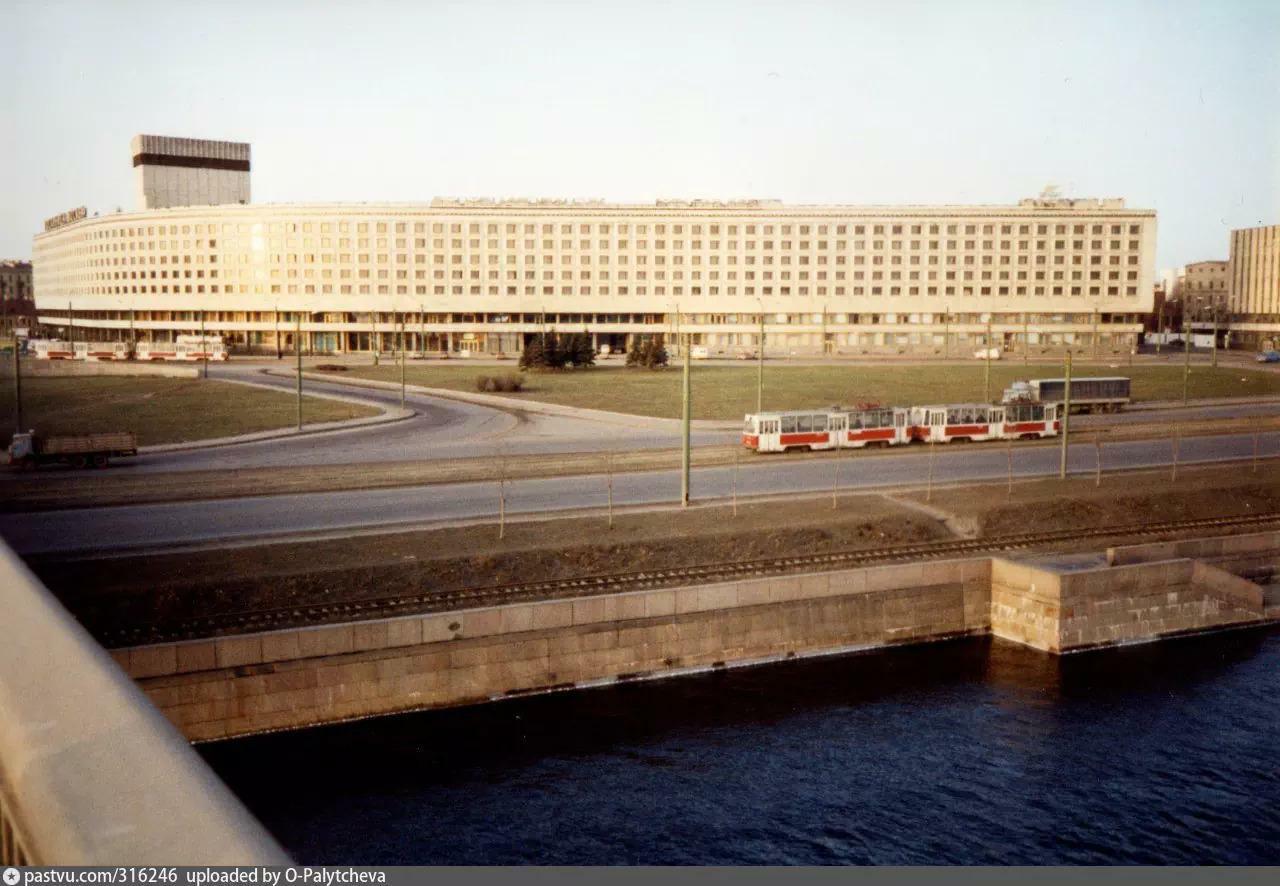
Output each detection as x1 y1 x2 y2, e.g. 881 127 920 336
5 430 1277 555
132 364 735 472
136 362 1280 472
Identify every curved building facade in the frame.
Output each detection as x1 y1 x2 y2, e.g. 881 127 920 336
32 139 1156 357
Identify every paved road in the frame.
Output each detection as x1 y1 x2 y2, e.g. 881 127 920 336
132 364 734 472
6 431 1277 555
131 363 1280 473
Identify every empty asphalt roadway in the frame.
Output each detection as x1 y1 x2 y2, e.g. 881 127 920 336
5 430 1277 556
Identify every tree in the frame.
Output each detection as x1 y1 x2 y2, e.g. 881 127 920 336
542 330 562 369
569 332 595 367
519 336 545 370
648 341 669 368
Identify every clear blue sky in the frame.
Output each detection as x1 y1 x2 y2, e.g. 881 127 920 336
2 0 1277 270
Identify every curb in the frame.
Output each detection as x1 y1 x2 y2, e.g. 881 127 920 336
140 377 416 454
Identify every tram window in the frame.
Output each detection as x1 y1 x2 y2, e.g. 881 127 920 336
849 413 862 430
797 415 813 432
814 415 828 432
781 416 797 433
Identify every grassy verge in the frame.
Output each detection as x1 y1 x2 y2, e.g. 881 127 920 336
339 362 1280 420
0 376 380 446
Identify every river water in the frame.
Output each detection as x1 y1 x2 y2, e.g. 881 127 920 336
202 628 1280 865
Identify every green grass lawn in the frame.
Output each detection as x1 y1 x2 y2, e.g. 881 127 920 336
343 361 1280 421
0 376 379 446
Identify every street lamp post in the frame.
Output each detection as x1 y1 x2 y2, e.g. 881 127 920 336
681 333 691 508
756 300 765 414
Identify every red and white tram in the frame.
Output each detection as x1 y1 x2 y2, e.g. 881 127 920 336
742 402 1059 453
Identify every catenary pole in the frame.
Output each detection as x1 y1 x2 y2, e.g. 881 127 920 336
757 306 765 414
1183 315 1191 406
295 314 303 431
984 318 992 402
681 333 691 507
1023 313 1029 367
200 311 208 379
1212 297 1219 368
399 314 406 408
1059 350 1072 479
12 331 22 435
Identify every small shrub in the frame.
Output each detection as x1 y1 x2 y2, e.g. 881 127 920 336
476 373 524 393
315 364 348 372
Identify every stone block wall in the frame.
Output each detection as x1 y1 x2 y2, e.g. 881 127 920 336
992 557 1265 653
116 559 992 741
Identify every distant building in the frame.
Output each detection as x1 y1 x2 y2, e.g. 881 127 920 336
33 135 1157 356
132 134 250 210
1225 224 1280 350
0 259 34 334
1181 260 1228 322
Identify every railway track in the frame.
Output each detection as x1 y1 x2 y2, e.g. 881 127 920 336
104 511 1280 647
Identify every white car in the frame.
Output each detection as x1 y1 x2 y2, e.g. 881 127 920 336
973 347 1002 360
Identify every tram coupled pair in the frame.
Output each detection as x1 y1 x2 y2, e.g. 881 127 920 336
742 402 1061 454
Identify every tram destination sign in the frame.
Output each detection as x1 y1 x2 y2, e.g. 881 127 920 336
44 206 87 231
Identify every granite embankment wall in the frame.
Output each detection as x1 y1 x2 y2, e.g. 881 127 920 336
114 546 1279 742
991 558 1265 653
116 560 993 742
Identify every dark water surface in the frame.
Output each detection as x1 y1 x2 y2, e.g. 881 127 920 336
202 629 1280 865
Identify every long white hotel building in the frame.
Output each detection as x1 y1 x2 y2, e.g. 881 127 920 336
33 136 1156 357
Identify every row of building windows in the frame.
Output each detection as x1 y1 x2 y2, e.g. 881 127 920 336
82 220 1148 238
88 283 1141 298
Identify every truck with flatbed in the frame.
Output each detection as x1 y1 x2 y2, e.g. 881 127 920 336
1002 376 1131 413
7 430 138 469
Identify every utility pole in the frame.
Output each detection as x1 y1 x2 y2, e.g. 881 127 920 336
1059 350 1072 479
1092 308 1099 361
372 313 379 366
420 303 426 358
68 301 74 349
984 318 992 402
200 311 208 379
129 308 136 358
274 306 281 360
1023 313 1029 367
12 331 22 435
1183 315 1191 406
944 306 950 359
295 314 303 431
399 314 406 408
1211 296 1219 368
681 333 691 507
757 308 765 413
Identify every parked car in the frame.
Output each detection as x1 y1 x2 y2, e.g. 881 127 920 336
1255 351 1280 363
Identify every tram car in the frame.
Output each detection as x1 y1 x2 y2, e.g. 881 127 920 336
135 335 228 362
72 341 131 361
1002 377 1130 413
29 339 75 360
742 402 1059 453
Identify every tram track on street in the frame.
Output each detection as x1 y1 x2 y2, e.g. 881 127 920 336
102 511 1280 648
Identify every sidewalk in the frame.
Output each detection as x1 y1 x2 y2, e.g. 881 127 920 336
140 376 416 453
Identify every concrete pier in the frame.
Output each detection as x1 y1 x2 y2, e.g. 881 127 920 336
112 531 1280 742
